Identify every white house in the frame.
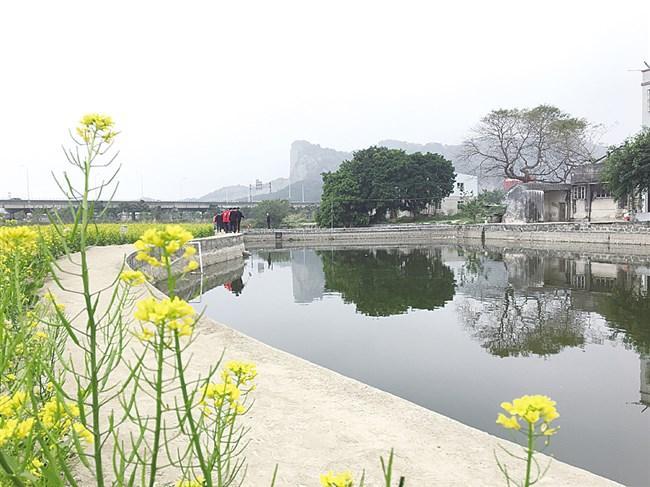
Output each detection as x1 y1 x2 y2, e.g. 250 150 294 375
419 172 479 216
440 173 479 215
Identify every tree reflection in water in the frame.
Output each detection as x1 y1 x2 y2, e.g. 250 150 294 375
317 248 455 317
458 285 587 357
457 249 650 358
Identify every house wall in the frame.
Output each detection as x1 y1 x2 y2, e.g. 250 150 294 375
572 198 588 220
572 196 621 222
543 191 567 222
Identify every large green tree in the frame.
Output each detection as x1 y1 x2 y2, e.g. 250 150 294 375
603 129 650 203
462 105 597 183
316 146 455 227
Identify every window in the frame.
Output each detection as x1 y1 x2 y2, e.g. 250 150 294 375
457 200 464 210
456 182 465 193
434 200 442 210
594 185 611 199
572 185 586 200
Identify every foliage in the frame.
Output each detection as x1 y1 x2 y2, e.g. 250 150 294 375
245 200 291 228
602 128 650 202
318 248 455 316
317 147 455 227
495 395 560 487
459 190 505 223
463 105 597 183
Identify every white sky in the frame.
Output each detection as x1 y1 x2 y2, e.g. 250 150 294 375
1 0 649 200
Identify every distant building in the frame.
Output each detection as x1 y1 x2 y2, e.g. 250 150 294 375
505 67 650 223
503 163 628 223
421 173 478 216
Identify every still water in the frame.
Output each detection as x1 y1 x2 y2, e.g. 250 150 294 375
188 245 650 486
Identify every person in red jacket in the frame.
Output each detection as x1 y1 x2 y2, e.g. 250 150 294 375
222 208 231 233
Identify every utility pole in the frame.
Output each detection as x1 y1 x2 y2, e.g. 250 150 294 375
249 184 252 202
302 182 305 203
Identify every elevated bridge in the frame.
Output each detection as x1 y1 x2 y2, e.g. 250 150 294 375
0 199 319 220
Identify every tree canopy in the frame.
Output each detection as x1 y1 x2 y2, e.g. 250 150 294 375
462 105 597 183
316 146 455 227
602 128 650 202
247 200 291 227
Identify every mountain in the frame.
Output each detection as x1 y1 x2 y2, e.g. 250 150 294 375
197 178 289 202
289 140 351 183
376 140 462 162
196 138 501 203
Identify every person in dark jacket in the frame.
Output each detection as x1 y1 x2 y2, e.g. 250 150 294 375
214 212 224 233
232 207 244 233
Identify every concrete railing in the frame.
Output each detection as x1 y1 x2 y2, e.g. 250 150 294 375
127 233 245 281
243 222 650 247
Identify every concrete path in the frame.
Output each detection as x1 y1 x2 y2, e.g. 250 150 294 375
48 245 621 487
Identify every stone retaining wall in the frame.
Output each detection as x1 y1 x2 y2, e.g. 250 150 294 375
127 233 244 280
244 222 650 248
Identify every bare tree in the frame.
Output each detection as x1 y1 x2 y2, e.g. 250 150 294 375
462 105 599 183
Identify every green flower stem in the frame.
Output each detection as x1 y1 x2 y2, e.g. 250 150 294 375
80 134 105 486
164 257 212 486
173 332 211 487
0 451 24 487
148 324 166 487
525 422 534 487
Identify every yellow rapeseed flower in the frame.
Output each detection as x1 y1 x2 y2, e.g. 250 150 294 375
73 423 94 444
120 269 147 286
77 113 115 143
497 394 559 435
133 225 195 269
320 470 354 487
222 361 257 386
175 476 204 487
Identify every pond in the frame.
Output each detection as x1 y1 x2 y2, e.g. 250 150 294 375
184 245 650 486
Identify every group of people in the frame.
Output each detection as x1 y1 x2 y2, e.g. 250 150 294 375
214 207 244 233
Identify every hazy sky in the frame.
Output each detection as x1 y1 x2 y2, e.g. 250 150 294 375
1 0 649 200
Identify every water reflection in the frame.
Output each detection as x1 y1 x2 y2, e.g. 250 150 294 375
318 248 455 316
455 249 650 356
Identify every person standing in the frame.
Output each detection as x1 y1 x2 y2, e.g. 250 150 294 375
214 211 223 233
234 207 244 233
216 211 223 232
266 212 271 229
222 208 231 233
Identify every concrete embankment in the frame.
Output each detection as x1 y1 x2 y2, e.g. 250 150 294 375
244 221 650 249
45 237 621 486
